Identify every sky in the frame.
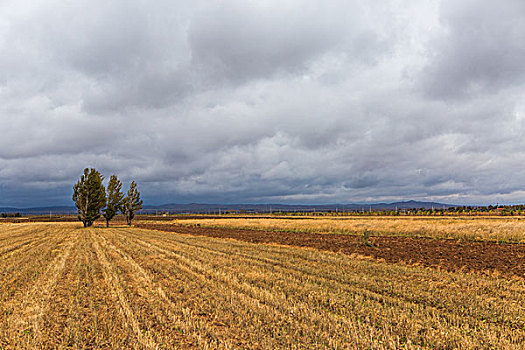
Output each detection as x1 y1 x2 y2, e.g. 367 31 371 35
1 0 525 207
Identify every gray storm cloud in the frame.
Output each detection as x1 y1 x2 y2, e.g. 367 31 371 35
0 0 524 207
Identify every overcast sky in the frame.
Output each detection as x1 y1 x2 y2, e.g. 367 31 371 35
1 0 524 207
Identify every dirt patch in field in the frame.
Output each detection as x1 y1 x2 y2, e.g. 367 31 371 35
136 223 525 277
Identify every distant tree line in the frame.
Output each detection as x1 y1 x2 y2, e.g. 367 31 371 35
72 168 143 227
273 205 525 217
0 213 21 218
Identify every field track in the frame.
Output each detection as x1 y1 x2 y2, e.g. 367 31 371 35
137 223 525 277
0 223 524 349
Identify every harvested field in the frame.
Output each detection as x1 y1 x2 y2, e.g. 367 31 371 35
172 216 525 243
0 222 524 349
137 223 525 277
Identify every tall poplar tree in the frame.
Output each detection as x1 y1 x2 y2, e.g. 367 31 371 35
72 168 106 227
122 181 143 226
103 175 124 227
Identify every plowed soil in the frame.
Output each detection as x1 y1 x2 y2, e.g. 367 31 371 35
136 223 525 277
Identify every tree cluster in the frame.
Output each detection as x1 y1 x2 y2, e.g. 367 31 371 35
72 168 143 227
0 213 21 218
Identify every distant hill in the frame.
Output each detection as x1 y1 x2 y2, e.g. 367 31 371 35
0 206 77 215
0 200 458 215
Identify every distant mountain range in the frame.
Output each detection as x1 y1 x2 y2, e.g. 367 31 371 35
0 200 458 215
141 200 457 213
0 206 78 215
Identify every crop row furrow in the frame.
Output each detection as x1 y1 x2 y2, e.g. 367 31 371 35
0 225 37 241
97 232 223 349
133 227 525 330
115 230 427 348
5 231 75 347
104 232 299 348
90 231 160 350
125 228 524 348
0 232 54 261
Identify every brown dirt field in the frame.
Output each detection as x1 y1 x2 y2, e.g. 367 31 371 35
136 223 525 277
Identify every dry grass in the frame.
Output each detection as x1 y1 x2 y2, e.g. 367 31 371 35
172 216 525 243
0 222 524 349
